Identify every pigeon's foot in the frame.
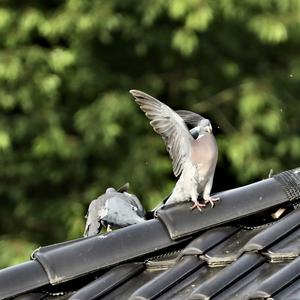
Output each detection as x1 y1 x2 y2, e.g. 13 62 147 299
190 201 206 212
204 196 220 208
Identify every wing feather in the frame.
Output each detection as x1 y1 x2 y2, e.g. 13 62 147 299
176 110 204 127
130 90 193 177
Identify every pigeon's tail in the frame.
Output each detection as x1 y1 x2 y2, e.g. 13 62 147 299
165 188 188 205
117 182 130 193
83 221 101 237
83 200 102 237
146 191 172 219
133 216 147 224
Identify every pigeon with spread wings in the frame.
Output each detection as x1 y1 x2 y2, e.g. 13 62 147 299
130 90 219 210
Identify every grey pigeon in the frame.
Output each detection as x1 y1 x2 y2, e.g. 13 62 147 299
130 90 219 211
84 183 146 237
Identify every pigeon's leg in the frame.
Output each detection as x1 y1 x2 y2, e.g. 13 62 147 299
203 177 220 208
190 201 206 211
190 190 205 211
203 195 220 207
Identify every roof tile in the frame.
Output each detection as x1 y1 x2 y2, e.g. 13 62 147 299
203 227 263 267
263 227 300 263
130 256 204 300
248 255 300 299
69 263 144 300
189 253 266 299
1 168 300 300
243 208 300 252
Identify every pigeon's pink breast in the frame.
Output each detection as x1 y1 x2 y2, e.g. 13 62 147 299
191 134 218 168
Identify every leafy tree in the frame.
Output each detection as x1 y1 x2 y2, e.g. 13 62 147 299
0 0 300 267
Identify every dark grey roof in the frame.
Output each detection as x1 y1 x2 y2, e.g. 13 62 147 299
1 168 300 300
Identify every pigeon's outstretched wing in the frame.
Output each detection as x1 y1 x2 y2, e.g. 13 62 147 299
130 90 194 177
176 110 204 128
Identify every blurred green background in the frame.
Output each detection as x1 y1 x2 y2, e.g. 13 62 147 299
0 0 300 268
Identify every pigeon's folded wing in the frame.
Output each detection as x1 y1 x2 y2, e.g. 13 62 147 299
123 192 145 217
103 196 146 227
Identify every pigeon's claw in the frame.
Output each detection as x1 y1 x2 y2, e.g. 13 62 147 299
190 201 206 212
204 196 220 208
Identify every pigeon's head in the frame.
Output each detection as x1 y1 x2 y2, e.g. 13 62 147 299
189 118 212 139
176 110 212 138
198 118 212 134
106 187 117 194
105 183 129 195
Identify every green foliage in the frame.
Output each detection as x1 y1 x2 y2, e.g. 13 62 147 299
0 238 37 268
0 0 300 267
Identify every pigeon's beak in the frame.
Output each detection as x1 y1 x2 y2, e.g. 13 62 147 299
204 125 212 134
